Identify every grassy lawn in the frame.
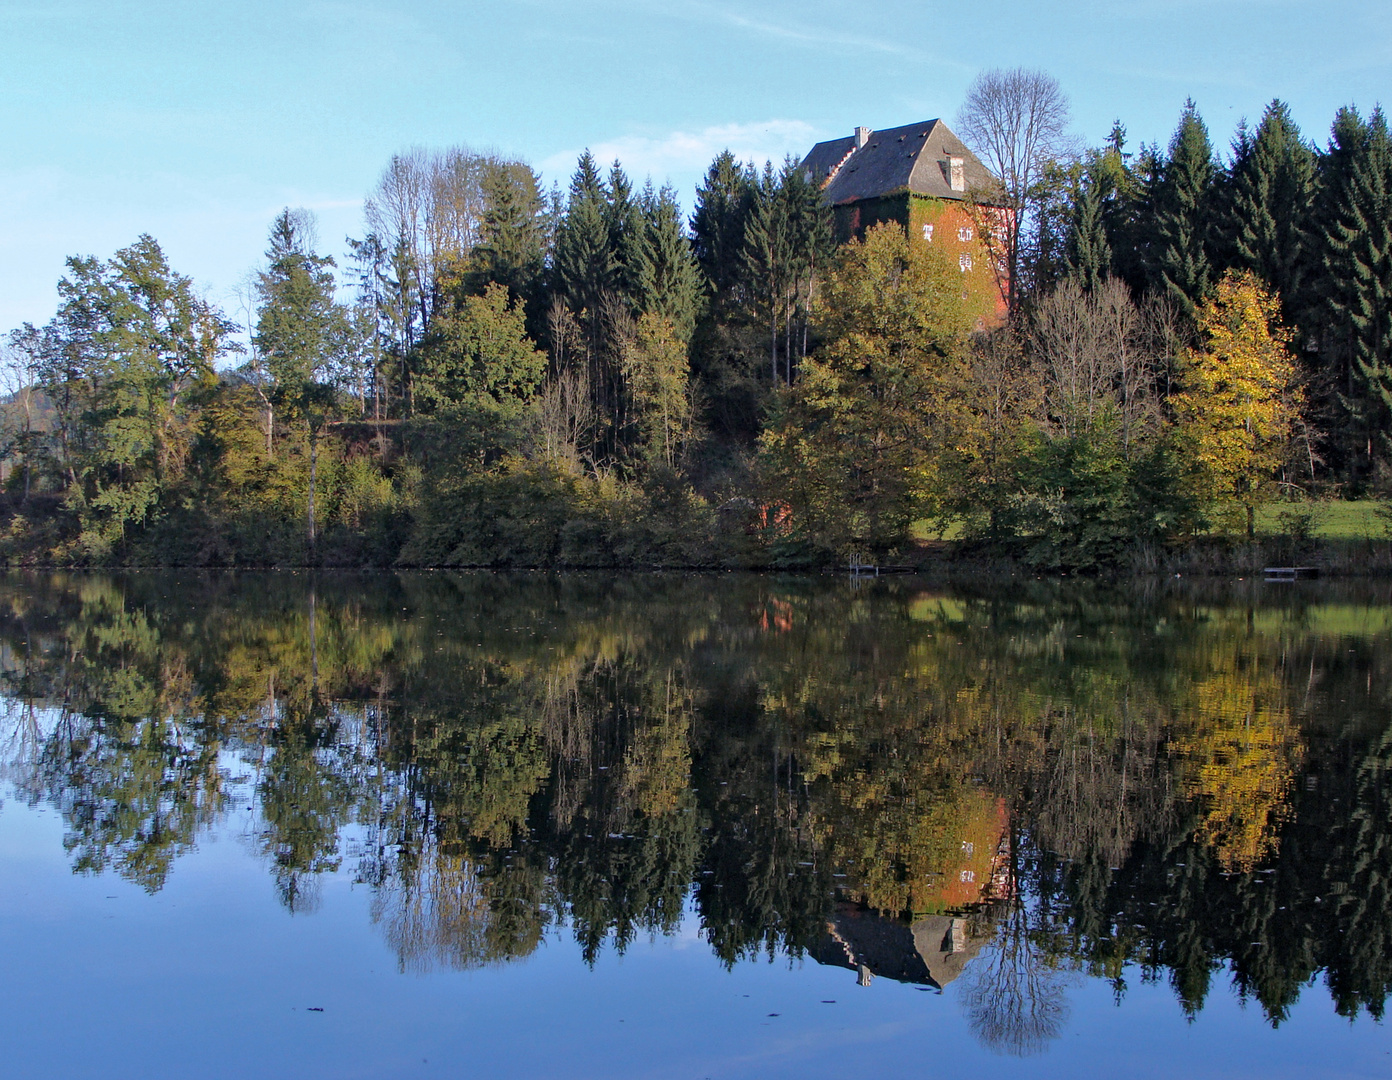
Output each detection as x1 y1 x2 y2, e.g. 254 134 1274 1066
912 500 1391 544
911 516 968 542
1254 499 1389 540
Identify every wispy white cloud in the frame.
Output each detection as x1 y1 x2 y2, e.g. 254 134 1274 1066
540 119 821 190
523 0 943 63
712 8 928 61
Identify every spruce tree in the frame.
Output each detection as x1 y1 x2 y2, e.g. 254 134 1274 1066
1149 101 1218 320
1068 120 1137 292
256 210 342 391
554 152 615 327
470 160 546 315
603 162 645 306
1113 139 1161 297
689 151 763 442
742 162 793 383
691 150 754 300
635 183 703 343
1065 171 1112 293
1321 108 1392 467
1225 101 1317 330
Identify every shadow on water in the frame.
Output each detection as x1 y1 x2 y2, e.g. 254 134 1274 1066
0 570 1390 1055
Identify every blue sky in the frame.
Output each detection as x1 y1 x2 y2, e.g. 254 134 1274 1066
1 0 1388 331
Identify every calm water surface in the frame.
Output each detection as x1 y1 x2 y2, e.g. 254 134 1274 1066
0 571 1388 1078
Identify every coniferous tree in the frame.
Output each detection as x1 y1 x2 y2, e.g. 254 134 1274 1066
779 164 832 374
1149 101 1218 320
742 162 793 384
604 162 645 306
554 152 615 331
1065 172 1112 293
635 183 703 344
1320 107 1392 470
689 151 762 441
469 160 547 318
254 210 348 551
691 151 753 301
1224 101 1318 331
1112 139 1161 296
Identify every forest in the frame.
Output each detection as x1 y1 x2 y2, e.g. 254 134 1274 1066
4 74 1392 570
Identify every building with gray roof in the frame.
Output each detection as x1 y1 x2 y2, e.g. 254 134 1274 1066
801 119 1009 321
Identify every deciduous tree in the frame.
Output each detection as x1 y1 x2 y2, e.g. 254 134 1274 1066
956 67 1072 315
1172 272 1305 538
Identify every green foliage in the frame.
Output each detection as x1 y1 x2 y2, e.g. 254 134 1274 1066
414 282 545 415
759 223 970 557
620 314 694 470
554 152 615 333
468 159 548 317
1224 101 1318 329
401 456 721 568
1065 163 1113 292
1150 100 1218 319
634 183 703 343
255 210 345 390
1320 108 1392 472
13 235 238 557
995 420 1195 570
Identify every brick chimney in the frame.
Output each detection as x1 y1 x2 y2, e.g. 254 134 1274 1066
948 155 965 192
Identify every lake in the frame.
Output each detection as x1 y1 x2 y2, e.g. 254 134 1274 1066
0 571 1388 1078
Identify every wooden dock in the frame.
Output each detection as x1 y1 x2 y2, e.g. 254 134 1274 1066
1264 566 1320 581
848 558 916 576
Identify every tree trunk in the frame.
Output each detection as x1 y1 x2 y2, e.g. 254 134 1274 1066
308 429 317 558
770 313 778 384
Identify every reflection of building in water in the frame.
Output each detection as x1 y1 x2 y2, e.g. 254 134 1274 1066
812 904 993 989
813 794 1012 989
926 792 1013 910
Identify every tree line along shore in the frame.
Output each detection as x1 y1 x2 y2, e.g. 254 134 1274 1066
4 70 1392 572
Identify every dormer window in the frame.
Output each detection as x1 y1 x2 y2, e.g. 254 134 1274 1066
958 226 974 242
959 253 973 272
922 223 934 242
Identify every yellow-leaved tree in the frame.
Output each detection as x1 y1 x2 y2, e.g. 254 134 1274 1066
1171 271 1305 539
1171 663 1301 873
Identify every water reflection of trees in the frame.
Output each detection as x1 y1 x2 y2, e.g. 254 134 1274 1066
0 573 1390 1044
961 899 1073 1057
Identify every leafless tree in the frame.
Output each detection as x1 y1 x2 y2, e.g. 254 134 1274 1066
536 299 595 466
957 68 1072 316
1030 278 1173 450
364 146 498 334
0 340 38 500
232 271 276 454
960 899 1073 1056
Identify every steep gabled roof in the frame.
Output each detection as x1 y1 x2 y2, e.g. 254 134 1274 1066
800 134 857 187
800 119 999 205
